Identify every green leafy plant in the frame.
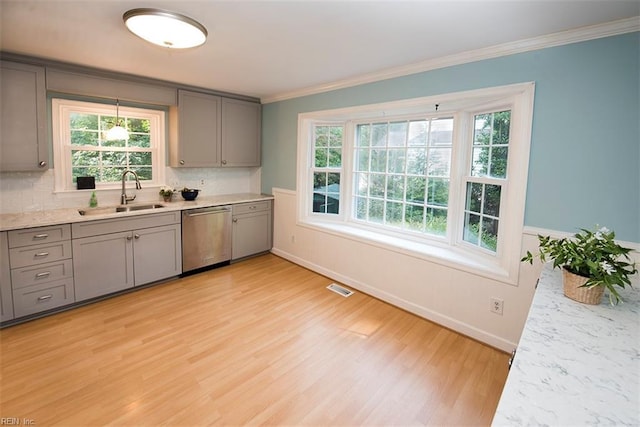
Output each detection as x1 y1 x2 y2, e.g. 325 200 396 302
159 186 174 198
522 226 637 305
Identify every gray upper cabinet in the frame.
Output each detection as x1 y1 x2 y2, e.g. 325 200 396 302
221 98 261 167
170 89 221 167
170 89 261 168
0 61 48 171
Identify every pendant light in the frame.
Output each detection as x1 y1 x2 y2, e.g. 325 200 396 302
106 99 129 141
123 8 207 49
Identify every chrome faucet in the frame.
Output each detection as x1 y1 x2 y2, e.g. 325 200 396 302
121 169 141 205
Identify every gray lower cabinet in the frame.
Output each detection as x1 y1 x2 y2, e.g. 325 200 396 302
232 201 273 260
7 225 75 318
0 61 48 171
72 212 182 302
0 232 14 322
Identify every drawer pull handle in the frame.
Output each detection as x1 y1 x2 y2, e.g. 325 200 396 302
35 271 51 279
37 294 53 302
33 234 49 240
34 252 49 257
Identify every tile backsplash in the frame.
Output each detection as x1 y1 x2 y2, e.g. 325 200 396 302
0 167 261 214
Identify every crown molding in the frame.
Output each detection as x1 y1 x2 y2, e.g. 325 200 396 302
261 16 639 104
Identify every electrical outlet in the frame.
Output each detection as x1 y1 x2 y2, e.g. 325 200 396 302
490 297 504 315
200 179 205 185
291 234 296 243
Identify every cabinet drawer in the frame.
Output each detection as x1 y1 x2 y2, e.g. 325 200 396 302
8 224 71 248
11 259 73 289
9 241 72 268
72 211 181 238
232 201 271 215
13 278 75 318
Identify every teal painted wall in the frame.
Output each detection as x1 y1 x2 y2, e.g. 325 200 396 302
261 32 640 243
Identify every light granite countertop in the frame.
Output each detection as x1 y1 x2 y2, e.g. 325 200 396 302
492 264 640 426
0 193 273 232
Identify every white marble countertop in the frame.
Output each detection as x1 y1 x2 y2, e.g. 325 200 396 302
0 193 273 232
492 264 640 426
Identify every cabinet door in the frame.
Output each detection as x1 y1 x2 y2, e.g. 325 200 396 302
170 90 220 167
0 61 48 171
221 98 261 167
133 224 182 286
1 232 14 322
73 231 134 301
232 211 272 260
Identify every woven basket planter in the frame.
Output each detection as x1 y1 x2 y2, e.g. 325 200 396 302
562 268 604 305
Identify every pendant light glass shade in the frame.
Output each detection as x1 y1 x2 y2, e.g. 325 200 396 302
123 8 207 49
106 99 129 141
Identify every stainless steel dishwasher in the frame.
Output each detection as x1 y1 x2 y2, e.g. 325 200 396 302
182 205 232 273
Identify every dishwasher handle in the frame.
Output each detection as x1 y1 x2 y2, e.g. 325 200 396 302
183 206 232 217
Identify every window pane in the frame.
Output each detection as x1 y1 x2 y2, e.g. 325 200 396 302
128 118 150 133
474 114 491 144
471 146 489 177
481 217 499 251
427 148 451 177
329 126 343 147
371 124 387 147
71 150 99 166
427 178 449 207
386 175 404 201
490 147 508 178
406 176 426 203
368 199 384 223
354 173 369 197
369 174 385 198
357 124 370 147
72 167 99 183
313 172 327 192
408 120 428 146
136 167 153 181
70 112 98 129
71 130 99 146
102 137 127 148
315 148 328 168
483 184 501 217
315 127 328 147
101 167 126 182
388 122 407 147
356 149 369 172
465 183 482 213
102 151 127 166
328 148 341 167
355 196 367 220
405 204 424 231
387 149 405 174
129 134 151 148
406 148 426 175
313 193 327 213
429 118 454 146
370 149 387 173
463 213 481 245
385 201 403 225
129 151 152 166
493 111 511 144
426 207 448 236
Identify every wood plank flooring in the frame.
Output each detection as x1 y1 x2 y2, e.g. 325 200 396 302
0 254 509 426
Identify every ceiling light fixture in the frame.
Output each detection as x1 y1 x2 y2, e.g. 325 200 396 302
106 99 129 141
123 8 208 49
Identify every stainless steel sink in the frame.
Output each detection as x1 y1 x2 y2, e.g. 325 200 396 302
78 204 165 216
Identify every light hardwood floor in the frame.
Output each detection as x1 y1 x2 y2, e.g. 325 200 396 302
0 254 509 426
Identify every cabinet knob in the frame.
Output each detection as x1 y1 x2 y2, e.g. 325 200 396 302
126 235 133 241
38 161 47 168
221 160 227 165
180 160 185 165
134 234 140 239
233 218 238 223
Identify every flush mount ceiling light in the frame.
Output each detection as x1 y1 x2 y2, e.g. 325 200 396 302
106 99 129 141
123 8 207 49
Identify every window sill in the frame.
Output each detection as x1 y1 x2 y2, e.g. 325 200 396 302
299 218 517 285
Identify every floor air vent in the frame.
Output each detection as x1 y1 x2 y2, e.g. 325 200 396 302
327 283 354 297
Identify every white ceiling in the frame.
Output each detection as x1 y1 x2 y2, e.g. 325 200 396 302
1 0 639 101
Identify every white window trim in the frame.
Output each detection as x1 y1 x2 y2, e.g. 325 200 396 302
52 99 166 193
297 82 535 285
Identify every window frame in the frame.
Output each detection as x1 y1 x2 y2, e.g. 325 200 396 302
52 98 166 192
297 83 535 285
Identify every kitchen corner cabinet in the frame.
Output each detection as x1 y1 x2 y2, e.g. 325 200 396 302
221 98 261 167
0 61 48 171
232 200 272 260
72 212 182 302
0 232 14 322
170 90 261 168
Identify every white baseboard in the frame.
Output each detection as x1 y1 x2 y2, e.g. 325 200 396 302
271 247 516 353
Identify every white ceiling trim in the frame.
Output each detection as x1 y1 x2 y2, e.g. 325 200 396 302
262 16 640 104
